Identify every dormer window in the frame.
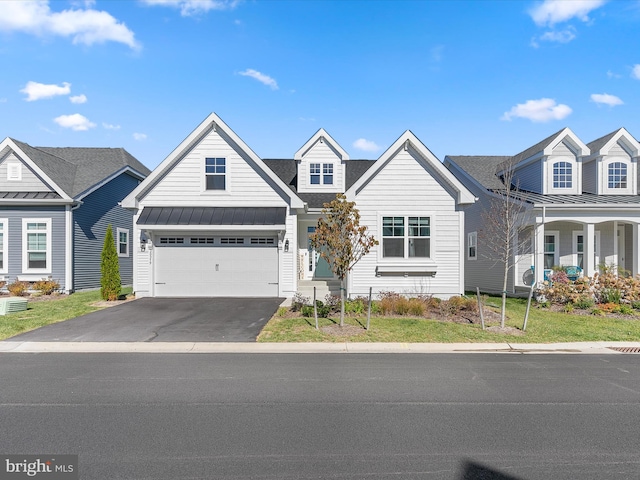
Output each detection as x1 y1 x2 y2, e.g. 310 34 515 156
608 162 627 189
553 161 572 189
323 164 333 185
310 163 320 184
310 163 333 185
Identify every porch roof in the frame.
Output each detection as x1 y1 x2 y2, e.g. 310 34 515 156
504 190 640 206
137 207 287 226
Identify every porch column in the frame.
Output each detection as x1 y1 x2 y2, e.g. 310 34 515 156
584 223 595 278
633 223 640 277
613 220 619 274
534 223 545 284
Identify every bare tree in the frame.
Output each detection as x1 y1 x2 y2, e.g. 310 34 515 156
310 194 378 327
479 159 531 327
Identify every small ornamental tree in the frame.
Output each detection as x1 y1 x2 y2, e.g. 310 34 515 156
101 224 121 301
310 194 378 327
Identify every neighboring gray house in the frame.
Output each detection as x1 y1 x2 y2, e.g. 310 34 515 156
444 127 640 294
122 113 475 299
0 137 151 293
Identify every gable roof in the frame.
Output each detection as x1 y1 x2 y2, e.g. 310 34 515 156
587 127 640 157
505 128 589 173
294 128 349 161
346 130 476 205
2 138 149 199
121 113 304 210
263 159 376 208
444 156 511 192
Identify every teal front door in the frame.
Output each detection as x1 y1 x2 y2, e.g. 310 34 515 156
308 227 333 278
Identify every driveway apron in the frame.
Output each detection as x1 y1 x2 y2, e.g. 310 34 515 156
6 297 284 342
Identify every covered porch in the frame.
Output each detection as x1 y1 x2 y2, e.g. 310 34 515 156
516 212 640 287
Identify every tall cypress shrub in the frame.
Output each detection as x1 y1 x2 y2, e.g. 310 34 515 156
101 224 121 301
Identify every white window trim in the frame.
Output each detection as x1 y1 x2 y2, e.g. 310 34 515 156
467 231 477 260
22 218 52 274
604 159 632 194
0 218 7 274
543 230 559 269
7 162 22 181
117 227 130 258
201 156 230 194
322 163 334 185
378 213 436 263
572 231 584 268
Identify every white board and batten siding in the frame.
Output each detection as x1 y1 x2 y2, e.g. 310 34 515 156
349 148 464 299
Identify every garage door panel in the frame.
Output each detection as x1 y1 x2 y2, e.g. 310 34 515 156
154 246 278 297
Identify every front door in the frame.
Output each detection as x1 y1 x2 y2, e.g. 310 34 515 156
307 227 333 279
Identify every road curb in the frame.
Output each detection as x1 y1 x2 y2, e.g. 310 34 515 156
0 341 638 354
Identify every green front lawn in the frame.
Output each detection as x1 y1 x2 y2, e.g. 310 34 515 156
258 296 640 343
0 288 132 340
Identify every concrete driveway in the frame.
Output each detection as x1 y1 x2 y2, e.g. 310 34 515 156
7 297 284 343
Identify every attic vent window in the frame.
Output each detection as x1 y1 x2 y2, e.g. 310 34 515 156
7 163 21 181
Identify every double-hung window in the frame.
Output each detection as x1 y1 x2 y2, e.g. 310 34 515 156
205 157 226 190
310 163 334 185
608 162 627 189
322 164 333 184
117 228 129 257
23 219 50 272
310 163 321 184
468 231 477 260
544 233 557 269
382 216 431 259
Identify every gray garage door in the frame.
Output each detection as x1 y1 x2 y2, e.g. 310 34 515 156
154 240 279 297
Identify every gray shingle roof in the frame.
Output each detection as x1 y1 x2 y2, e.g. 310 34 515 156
445 156 511 190
587 129 620 154
9 139 150 198
510 128 565 166
263 158 375 208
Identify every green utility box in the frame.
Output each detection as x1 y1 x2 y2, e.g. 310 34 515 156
0 297 28 315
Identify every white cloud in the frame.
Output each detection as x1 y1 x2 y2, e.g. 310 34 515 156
0 0 139 49
69 94 87 104
20 81 71 101
529 0 607 26
54 113 96 131
133 132 147 141
632 64 640 80
590 93 623 106
607 70 621 79
538 27 576 43
353 138 380 153
102 122 120 130
238 69 278 90
501 98 572 122
141 0 239 16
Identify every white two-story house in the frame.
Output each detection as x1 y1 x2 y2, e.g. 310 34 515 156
444 127 640 294
122 113 475 299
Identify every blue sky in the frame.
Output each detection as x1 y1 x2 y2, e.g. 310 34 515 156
1 0 639 169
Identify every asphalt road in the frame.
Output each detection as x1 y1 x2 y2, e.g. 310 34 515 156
1 353 639 479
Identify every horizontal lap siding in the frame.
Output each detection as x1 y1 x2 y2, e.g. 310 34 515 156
2 207 66 283
143 130 286 207
297 141 344 193
350 150 463 298
514 160 542 194
73 173 140 290
0 152 52 192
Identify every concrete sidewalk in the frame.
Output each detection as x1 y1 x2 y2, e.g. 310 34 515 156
1 340 639 354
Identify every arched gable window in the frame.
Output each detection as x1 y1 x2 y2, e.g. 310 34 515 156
553 161 572 188
608 162 627 189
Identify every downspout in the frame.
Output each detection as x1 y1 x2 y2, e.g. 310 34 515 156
65 201 83 294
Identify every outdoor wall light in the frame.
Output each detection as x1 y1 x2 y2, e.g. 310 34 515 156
140 239 147 252
284 239 290 252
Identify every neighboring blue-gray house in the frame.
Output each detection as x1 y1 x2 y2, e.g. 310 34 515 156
0 137 150 293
